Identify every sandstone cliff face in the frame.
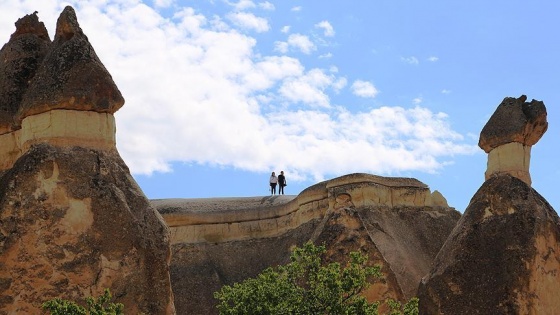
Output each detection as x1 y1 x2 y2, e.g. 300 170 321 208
156 173 460 314
417 175 560 315
0 7 175 314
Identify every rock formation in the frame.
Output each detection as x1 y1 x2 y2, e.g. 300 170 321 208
478 95 548 185
0 7 175 314
418 96 559 315
154 173 460 314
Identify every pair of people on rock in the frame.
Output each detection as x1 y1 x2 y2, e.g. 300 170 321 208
269 171 287 195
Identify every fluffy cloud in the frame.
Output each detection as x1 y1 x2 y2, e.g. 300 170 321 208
315 20 335 37
351 80 379 98
227 12 269 32
0 0 476 181
275 33 316 54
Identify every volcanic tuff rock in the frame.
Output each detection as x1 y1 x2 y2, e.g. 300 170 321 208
0 7 175 314
154 173 460 314
0 12 51 134
418 96 558 315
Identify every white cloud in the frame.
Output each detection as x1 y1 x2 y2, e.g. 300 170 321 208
401 56 419 65
227 12 269 32
441 89 451 94
0 1 476 182
258 1 275 10
274 34 316 55
315 20 335 37
351 80 379 98
319 52 332 59
413 97 423 104
291 6 302 12
428 56 439 62
228 0 256 11
153 0 174 8
280 25 290 33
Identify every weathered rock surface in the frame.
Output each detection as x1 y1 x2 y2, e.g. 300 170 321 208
16 6 124 122
417 174 560 315
479 95 548 153
0 144 175 314
0 12 51 134
155 173 460 314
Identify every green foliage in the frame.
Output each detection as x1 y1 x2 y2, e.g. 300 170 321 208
214 242 419 315
42 288 124 315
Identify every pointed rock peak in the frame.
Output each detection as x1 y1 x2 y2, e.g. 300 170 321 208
12 11 50 40
478 95 548 153
17 5 124 122
0 11 51 134
55 6 82 41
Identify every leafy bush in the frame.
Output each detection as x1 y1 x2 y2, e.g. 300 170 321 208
214 242 418 315
42 288 124 315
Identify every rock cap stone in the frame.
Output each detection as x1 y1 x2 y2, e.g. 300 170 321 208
0 12 51 134
17 6 124 123
478 95 548 153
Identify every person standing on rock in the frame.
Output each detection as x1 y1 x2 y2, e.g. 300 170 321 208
278 171 287 195
269 172 278 195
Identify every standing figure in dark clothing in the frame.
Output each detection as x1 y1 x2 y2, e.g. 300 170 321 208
269 172 278 195
278 171 286 195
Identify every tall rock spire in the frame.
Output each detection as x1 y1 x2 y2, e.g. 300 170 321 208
0 7 175 314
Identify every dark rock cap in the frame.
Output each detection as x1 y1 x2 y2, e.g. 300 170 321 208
478 95 548 153
17 6 124 122
0 12 51 134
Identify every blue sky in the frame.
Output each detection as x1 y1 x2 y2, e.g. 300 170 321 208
1 0 558 212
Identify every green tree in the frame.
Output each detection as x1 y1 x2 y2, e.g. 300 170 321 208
214 242 419 315
42 288 124 315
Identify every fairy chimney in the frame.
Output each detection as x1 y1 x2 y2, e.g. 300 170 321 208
478 95 548 185
418 96 559 315
0 7 175 314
